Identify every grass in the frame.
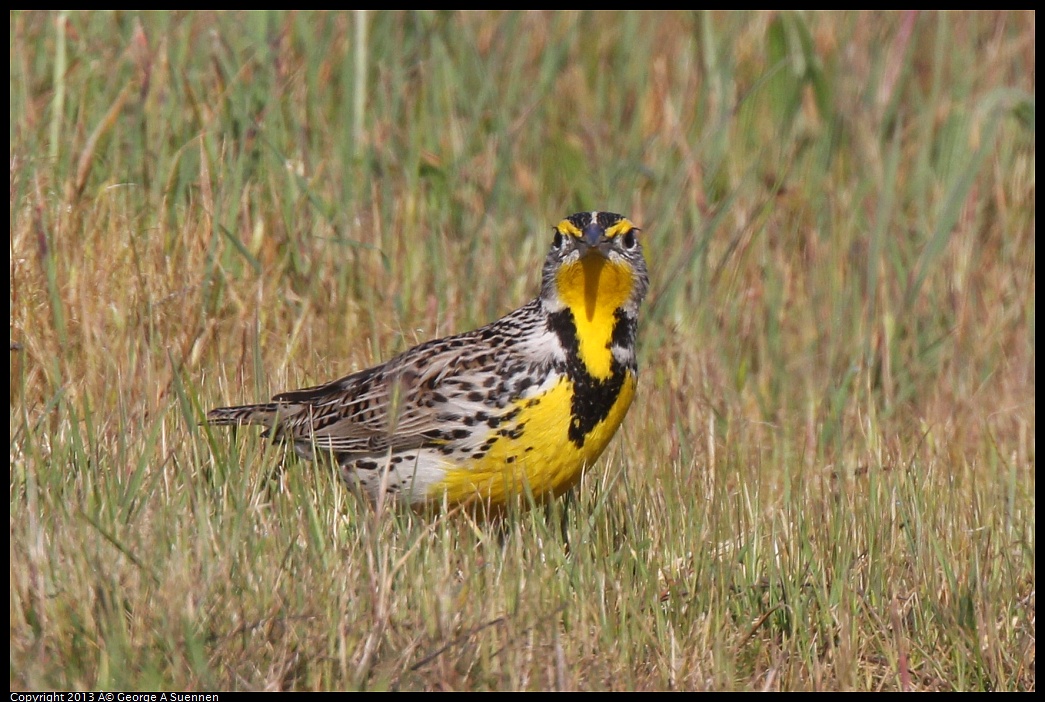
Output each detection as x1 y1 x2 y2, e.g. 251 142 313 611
10 10 1035 691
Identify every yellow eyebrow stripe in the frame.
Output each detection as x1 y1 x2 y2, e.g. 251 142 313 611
605 218 635 238
557 218 583 238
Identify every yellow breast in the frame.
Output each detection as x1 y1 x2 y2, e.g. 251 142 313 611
432 372 637 507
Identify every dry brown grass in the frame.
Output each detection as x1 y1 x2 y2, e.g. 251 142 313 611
11 11 1034 690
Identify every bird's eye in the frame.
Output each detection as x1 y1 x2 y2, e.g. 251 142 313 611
622 230 637 249
552 231 564 249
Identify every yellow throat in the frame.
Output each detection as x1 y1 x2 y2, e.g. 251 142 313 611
555 253 634 379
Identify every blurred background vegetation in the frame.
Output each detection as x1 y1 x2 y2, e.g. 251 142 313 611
10 11 1034 690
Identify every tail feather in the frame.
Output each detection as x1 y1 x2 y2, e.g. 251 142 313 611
206 402 279 426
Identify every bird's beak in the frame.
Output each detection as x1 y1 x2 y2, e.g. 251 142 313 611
580 223 609 257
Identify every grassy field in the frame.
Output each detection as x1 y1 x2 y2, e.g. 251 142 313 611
10 11 1035 691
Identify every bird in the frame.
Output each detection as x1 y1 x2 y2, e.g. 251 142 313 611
206 211 649 511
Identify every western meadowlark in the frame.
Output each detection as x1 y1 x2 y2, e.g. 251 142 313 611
207 211 649 509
